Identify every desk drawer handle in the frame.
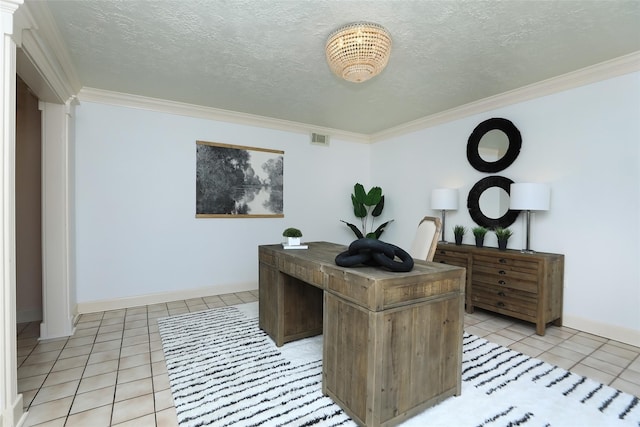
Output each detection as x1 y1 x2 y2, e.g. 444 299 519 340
499 270 506 275
498 291 506 297
498 280 506 285
499 258 507 264
439 261 448 264
497 302 505 308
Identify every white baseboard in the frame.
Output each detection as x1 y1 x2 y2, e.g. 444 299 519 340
39 317 76 341
76 283 258 314
563 314 640 347
16 308 42 324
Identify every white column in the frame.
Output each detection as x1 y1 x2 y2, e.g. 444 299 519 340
39 100 74 339
0 1 26 426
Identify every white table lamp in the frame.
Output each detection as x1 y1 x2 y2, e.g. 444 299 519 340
431 188 459 242
509 183 550 252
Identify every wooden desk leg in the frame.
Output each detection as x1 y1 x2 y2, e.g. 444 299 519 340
259 260 281 345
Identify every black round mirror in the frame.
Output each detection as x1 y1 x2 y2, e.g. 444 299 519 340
467 176 520 229
467 118 521 173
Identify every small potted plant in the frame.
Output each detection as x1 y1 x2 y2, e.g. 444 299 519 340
494 227 513 250
282 227 303 246
472 226 488 248
453 225 466 246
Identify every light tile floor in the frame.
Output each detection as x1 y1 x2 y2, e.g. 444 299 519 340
17 291 640 426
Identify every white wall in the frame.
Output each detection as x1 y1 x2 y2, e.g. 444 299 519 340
74 102 369 306
74 72 639 345
371 72 640 345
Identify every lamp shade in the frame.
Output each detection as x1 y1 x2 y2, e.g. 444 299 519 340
431 188 459 210
509 183 550 211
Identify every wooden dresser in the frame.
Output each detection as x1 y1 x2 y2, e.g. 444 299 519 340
433 243 564 335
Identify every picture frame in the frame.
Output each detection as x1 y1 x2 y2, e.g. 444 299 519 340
196 140 284 218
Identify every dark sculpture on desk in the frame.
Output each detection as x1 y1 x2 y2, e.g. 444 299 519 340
335 238 414 272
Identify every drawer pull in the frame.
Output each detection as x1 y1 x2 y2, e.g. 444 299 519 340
439 250 446 254
499 270 506 275
439 261 447 264
498 280 506 285
499 258 507 264
497 302 505 308
498 291 506 297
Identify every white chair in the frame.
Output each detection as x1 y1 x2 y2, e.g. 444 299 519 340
409 216 442 262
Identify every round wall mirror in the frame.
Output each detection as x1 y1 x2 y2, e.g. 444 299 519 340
478 129 509 162
479 186 510 219
467 176 520 229
467 118 521 172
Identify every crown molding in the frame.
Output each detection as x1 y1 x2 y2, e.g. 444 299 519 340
77 88 372 144
370 51 640 142
75 51 639 145
13 0 82 103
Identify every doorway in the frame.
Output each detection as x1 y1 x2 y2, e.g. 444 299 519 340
15 75 43 327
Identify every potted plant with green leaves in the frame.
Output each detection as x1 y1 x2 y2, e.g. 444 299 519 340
282 227 303 246
472 226 488 248
341 183 393 239
453 225 466 246
494 227 513 250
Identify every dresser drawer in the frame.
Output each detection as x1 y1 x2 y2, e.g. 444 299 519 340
434 257 468 269
433 249 469 268
472 284 537 318
473 254 539 272
435 248 468 260
473 267 538 293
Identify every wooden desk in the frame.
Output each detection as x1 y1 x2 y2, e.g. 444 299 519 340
259 242 465 427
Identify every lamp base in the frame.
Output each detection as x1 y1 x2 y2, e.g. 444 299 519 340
522 210 535 254
440 210 447 243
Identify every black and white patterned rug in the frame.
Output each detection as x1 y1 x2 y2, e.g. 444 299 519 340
158 303 639 426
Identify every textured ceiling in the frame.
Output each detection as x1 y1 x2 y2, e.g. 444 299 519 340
37 0 640 135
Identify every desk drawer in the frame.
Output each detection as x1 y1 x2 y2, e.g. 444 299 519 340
258 247 277 267
278 257 325 288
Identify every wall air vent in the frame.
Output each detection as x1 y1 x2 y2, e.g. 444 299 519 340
311 133 330 146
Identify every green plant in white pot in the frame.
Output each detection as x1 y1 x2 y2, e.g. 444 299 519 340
282 227 303 246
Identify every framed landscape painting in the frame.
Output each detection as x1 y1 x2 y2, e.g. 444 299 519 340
196 141 284 218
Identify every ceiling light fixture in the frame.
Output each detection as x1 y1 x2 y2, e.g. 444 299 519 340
325 22 392 83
